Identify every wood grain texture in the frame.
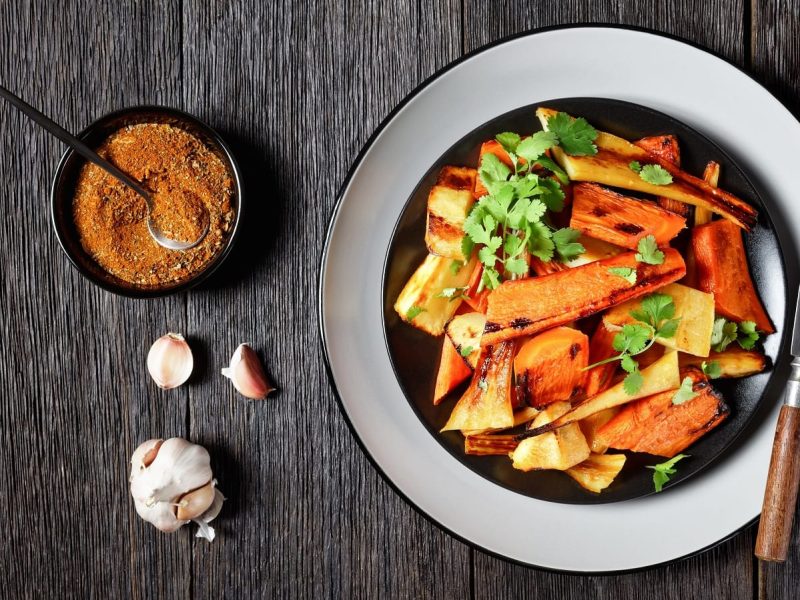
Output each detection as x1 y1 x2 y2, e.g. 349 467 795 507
180 1 469 598
752 2 800 597
1 0 798 598
756 405 800 561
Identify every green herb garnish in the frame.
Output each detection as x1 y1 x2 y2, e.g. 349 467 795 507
405 305 425 321
629 161 673 185
608 267 637 284
710 317 761 352
647 454 689 492
546 112 599 156
672 377 699 405
460 345 474 358
701 360 722 379
635 235 665 265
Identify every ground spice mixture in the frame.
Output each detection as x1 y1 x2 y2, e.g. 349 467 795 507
72 123 235 286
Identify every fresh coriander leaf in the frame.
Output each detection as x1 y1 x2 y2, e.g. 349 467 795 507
481 266 501 290
639 163 673 185
527 221 555 262
629 160 642 173
478 245 500 267
504 257 528 276
449 260 464 275
460 345 475 358
478 153 511 195
608 266 637 284
623 370 644 395
483 185 513 223
534 155 569 185
512 174 541 201
618 323 652 354
738 320 760 350
702 360 723 379
711 317 738 352
633 293 675 329
657 318 680 340
516 131 558 162
553 227 585 262
525 198 548 222
505 198 531 230
503 233 524 257
635 235 665 265
460 236 474 261
647 454 689 492
539 177 566 212
547 112 598 156
406 305 426 321
672 377 699 405
620 354 638 374
495 132 521 155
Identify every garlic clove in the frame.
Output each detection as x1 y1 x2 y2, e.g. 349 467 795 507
176 481 216 520
221 343 275 400
147 333 193 389
193 488 226 542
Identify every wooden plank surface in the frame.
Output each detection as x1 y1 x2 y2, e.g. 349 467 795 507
0 0 796 598
752 2 800 598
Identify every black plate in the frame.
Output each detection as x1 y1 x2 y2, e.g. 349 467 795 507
382 97 786 504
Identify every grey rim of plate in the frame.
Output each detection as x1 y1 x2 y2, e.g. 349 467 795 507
319 25 800 573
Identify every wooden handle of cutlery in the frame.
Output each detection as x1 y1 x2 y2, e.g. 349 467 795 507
756 405 800 562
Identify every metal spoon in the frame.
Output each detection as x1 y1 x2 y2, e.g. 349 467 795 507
0 85 208 250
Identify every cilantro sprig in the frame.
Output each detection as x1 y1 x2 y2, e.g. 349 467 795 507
463 129 584 291
405 305 425 321
547 112 598 156
672 377 699 405
647 454 689 492
701 360 722 379
635 235 664 265
710 317 760 352
629 161 673 185
584 293 680 395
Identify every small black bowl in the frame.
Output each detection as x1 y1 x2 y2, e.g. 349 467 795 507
50 105 244 298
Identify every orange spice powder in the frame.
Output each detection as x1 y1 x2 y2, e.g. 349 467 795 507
72 123 235 286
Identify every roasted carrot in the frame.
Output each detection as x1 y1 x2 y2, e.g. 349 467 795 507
433 336 473 405
570 183 686 249
514 327 589 407
441 342 515 431
692 219 774 333
463 261 491 313
634 134 681 165
483 249 686 345
536 108 757 230
594 369 729 458
683 161 720 288
634 135 690 217
530 256 568 276
584 321 619 398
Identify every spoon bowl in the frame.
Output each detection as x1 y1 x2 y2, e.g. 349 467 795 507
51 105 243 298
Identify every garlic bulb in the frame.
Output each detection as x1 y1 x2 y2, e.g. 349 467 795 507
222 343 275 399
147 333 193 389
129 437 224 541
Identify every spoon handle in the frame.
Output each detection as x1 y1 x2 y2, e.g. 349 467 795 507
0 84 152 202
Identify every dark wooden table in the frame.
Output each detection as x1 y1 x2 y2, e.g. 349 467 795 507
1 2 798 598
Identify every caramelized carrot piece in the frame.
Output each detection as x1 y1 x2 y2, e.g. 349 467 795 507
514 327 589 408
594 369 729 458
433 336 472 405
634 135 691 217
530 257 568 276
691 219 774 333
570 183 686 249
483 249 686 345
463 261 491 313
683 161 720 288
634 135 681 165
584 321 618 398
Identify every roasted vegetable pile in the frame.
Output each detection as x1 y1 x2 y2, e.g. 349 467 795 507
394 108 774 494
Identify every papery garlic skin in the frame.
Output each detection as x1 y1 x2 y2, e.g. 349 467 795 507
147 333 193 389
129 437 223 540
222 343 275 400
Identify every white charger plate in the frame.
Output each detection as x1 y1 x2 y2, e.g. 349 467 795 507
319 26 800 572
